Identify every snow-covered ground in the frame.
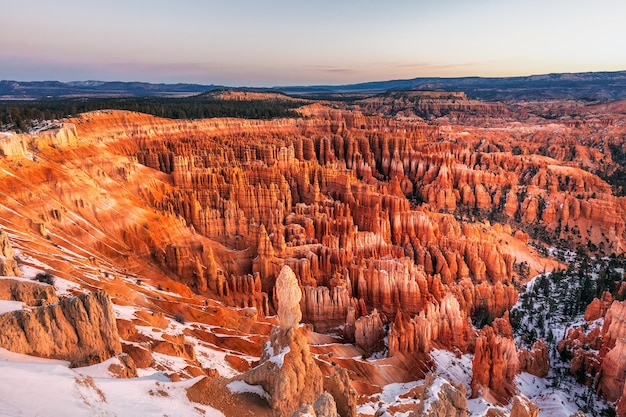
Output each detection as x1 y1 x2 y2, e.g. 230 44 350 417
516 373 581 417
0 348 223 417
357 380 421 416
509 257 623 416
0 299 25 314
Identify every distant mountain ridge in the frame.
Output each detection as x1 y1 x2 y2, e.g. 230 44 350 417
2 70 626 101
284 70 626 101
0 80 223 99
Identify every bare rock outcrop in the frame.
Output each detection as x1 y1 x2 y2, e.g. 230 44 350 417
0 278 58 306
313 392 338 417
107 352 138 378
418 375 468 417
557 326 602 383
242 265 324 416
388 294 472 355
517 339 549 378
324 367 357 417
0 229 21 277
471 325 518 404
599 300 626 402
584 292 613 322
292 393 339 417
4 103 626 411
354 309 385 354
618 382 626 417
510 395 539 417
0 290 122 367
276 265 303 331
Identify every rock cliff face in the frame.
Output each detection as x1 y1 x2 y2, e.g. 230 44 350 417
0 278 58 306
0 291 122 367
584 292 613 322
418 375 468 417
0 229 21 277
510 395 539 417
557 325 603 383
471 325 518 404
324 367 357 417
517 340 549 378
557 298 626 409
599 300 626 402
3 107 620 342
354 309 385 354
2 98 626 413
388 293 473 354
241 266 325 416
355 91 506 120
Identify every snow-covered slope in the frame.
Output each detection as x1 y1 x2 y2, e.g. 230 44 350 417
0 348 222 417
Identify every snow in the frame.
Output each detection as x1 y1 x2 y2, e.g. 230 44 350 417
112 303 139 321
378 381 420 404
430 349 473 392
109 307 243 379
76 356 131 379
0 274 46 285
516 373 580 417
226 380 270 401
18 262 82 296
357 404 377 415
16 253 54 271
509 258 620 416
267 343 290 368
193 343 239 378
467 397 506 416
0 348 223 417
358 380 421 415
0 299 26 314
421 377 446 413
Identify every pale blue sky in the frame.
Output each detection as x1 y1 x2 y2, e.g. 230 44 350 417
1 0 625 86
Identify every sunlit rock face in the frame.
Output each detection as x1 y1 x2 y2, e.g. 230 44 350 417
2 93 626 414
0 229 21 277
600 300 626 402
241 265 325 416
0 291 122 367
471 324 518 405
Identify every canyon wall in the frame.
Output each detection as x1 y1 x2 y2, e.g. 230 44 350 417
0 291 122 367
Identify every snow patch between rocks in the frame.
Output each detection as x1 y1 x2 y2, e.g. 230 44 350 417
227 380 270 401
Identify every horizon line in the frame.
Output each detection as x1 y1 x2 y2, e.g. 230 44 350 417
2 68 626 90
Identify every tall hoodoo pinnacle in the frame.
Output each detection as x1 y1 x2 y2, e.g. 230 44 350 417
276 265 302 331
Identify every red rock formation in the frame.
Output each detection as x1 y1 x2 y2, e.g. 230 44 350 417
388 294 473 354
584 292 613 322
600 337 626 402
324 367 357 417
418 374 468 417
471 325 518 404
153 333 196 361
241 265 324 416
518 340 550 378
0 230 21 277
356 91 506 120
354 309 385 354
618 382 626 417
602 300 626 350
510 395 539 417
557 326 603 384
600 301 626 402
2 100 626 410
0 278 58 306
0 291 122 367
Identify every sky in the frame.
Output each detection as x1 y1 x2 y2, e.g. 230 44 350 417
1 0 626 87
